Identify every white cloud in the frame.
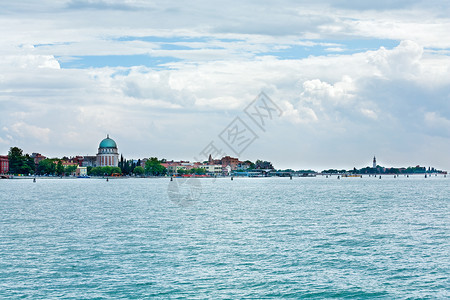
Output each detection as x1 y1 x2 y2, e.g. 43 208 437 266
367 40 423 79
0 136 11 145
325 47 346 52
8 122 51 143
301 76 355 107
360 108 378 120
195 96 242 110
282 101 318 124
425 112 450 126
424 112 450 137
1 53 60 70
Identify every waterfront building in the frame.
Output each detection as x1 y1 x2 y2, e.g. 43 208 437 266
161 161 177 173
82 156 97 167
225 165 232 175
31 153 46 165
68 156 84 166
208 154 222 165
203 164 222 175
255 160 274 170
166 161 194 174
208 155 243 175
221 156 241 170
74 166 87 177
140 158 148 168
237 162 251 170
61 161 78 168
0 155 9 174
96 135 119 167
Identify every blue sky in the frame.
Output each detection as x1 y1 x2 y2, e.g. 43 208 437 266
0 0 449 171
54 38 401 68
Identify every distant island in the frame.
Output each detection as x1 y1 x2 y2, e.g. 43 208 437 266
0 145 446 179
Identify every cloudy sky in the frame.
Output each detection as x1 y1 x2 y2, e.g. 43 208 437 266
1 0 450 171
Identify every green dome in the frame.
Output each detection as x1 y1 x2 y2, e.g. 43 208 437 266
99 136 117 148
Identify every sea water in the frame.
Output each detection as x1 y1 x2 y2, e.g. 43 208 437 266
0 176 448 298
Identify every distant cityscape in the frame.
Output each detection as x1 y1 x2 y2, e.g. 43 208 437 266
0 135 447 178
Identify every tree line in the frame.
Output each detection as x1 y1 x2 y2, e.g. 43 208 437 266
7 147 35 175
321 165 443 174
7 147 80 176
6 147 172 177
6 146 277 177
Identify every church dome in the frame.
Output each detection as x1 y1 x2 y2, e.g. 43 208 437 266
99 135 117 148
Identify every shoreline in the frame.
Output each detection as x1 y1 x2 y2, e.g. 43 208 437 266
1 174 447 180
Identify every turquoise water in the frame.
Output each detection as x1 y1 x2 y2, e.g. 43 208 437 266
0 177 448 298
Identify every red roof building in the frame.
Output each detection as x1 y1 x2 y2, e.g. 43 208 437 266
220 156 241 171
0 155 9 174
31 153 46 165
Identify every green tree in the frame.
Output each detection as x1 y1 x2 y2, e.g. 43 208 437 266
103 166 113 176
190 167 206 175
37 159 56 175
133 166 145 176
111 167 121 174
118 157 132 175
8 147 24 174
88 166 114 176
244 160 255 169
8 147 34 175
121 160 128 175
56 161 64 176
119 154 124 170
88 167 102 176
25 154 35 173
64 165 78 175
177 169 187 175
145 157 167 176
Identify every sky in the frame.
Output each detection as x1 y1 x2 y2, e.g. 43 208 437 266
0 0 450 171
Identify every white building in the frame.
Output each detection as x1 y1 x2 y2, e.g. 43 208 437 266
203 164 222 174
75 166 87 177
96 135 119 167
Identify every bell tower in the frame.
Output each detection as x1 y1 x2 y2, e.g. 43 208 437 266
373 156 377 168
